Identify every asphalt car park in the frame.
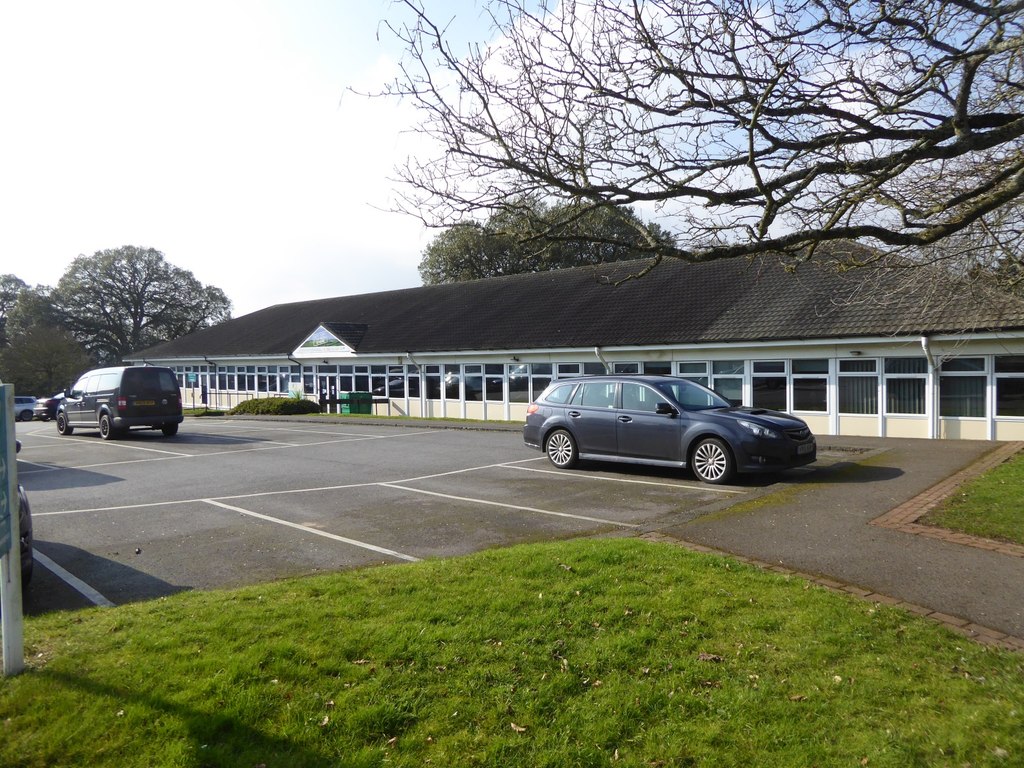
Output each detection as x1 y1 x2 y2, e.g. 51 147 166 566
12 417 780 615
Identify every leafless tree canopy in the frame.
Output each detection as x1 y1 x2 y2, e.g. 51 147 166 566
383 0 1024 269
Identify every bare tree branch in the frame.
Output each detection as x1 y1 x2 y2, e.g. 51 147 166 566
378 0 1024 269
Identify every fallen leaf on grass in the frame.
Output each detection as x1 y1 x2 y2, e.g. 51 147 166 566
511 722 527 733
698 653 724 663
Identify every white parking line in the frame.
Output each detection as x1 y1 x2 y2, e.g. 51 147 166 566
379 483 640 528
201 499 421 562
18 432 444 473
33 550 115 607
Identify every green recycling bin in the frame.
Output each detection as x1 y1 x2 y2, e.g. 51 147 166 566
350 392 372 414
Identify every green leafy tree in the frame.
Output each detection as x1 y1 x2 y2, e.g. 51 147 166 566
4 285 62 343
0 324 92 396
54 246 232 364
419 202 675 284
0 274 27 347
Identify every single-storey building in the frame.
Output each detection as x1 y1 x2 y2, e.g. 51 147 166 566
130 252 1024 441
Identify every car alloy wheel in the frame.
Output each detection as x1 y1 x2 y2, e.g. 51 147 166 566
99 414 114 440
691 437 735 484
545 429 578 469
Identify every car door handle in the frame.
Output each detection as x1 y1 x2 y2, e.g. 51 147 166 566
618 416 632 423
568 410 582 418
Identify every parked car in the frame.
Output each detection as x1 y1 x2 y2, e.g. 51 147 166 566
523 375 816 484
34 392 64 421
13 395 36 422
56 365 183 439
10 440 33 587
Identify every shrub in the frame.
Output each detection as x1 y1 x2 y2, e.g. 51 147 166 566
229 397 321 416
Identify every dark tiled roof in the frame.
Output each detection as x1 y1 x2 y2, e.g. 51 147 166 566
132 254 1024 359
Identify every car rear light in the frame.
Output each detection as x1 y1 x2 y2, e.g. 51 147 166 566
117 397 127 408
526 403 540 414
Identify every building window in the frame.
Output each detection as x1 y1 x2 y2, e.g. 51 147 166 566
884 358 927 415
425 365 442 399
676 362 709 388
354 365 370 392
532 364 552 399
940 358 985 417
792 359 828 412
485 364 504 402
465 365 483 402
370 365 387 395
642 361 671 375
752 361 787 411
338 365 354 392
508 364 530 403
613 362 640 374
444 364 461 399
838 358 878 414
556 363 581 378
996 356 1024 417
387 365 406 397
712 360 744 406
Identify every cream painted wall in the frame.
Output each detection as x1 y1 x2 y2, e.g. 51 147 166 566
940 419 989 441
885 417 928 439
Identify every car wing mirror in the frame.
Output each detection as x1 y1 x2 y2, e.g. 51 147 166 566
655 402 679 416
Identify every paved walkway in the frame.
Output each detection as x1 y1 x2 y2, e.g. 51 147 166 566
646 437 1024 651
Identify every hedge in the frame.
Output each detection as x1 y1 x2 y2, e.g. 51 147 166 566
228 397 322 416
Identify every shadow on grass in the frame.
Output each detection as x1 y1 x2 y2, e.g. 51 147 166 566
42 670 340 768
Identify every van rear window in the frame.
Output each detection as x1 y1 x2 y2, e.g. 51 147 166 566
122 368 179 395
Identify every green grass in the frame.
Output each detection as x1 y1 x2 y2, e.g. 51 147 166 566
3 539 1022 767
923 451 1024 546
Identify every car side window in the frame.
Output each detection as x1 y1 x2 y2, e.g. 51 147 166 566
542 383 576 405
621 382 660 413
71 375 91 397
576 382 617 408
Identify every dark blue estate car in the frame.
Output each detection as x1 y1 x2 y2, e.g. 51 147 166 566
523 375 816 484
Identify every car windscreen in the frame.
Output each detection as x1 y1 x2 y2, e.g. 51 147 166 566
655 379 731 410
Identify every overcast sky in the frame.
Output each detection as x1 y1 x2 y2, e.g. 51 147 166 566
0 0 492 317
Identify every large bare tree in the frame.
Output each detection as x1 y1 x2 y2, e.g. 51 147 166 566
383 0 1024 272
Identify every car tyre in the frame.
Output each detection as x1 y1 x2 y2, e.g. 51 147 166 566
545 429 578 469
99 413 117 440
161 423 179 437
18 409 32 422
56 412 74 436
691 437 735 484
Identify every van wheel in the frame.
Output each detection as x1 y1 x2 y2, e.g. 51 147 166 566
56 413 74 436
99 414 118 440
161 423 179 437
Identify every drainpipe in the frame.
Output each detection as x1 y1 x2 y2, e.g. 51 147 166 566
921 335 937 439
593 346 610 373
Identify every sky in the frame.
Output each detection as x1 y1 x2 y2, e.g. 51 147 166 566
0 0 493 317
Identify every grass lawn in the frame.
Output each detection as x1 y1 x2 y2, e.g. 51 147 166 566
923 450 1024 546
2 539 1022 767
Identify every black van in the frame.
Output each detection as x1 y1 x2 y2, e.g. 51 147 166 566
56 365 183 439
